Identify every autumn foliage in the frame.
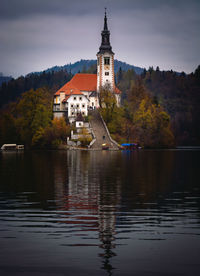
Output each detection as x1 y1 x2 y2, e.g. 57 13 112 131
100 81 175 148
0 87 71 148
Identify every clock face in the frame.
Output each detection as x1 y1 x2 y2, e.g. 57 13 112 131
104 65 110 70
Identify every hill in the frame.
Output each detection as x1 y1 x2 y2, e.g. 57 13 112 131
31 59 144 76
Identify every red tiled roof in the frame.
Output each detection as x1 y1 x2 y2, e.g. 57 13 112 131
70 90 84 95
55 83 81 95
55 74 97 96
71 74 97 91
55 73 121 96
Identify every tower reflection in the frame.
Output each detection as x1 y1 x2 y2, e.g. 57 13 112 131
53 151 121 275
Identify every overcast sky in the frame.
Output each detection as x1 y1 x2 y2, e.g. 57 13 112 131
0 0 200 78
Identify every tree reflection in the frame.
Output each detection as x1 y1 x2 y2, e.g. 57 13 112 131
52 150 175 275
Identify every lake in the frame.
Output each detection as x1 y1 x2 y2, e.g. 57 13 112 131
0 150 200 276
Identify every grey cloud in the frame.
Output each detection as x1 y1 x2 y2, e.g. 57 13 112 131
1 0 200 20
0 0 199 77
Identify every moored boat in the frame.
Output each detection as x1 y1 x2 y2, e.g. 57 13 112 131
121 143 141 150
1 144 24 151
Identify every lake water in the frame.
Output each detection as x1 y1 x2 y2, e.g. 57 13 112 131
0 150 200 276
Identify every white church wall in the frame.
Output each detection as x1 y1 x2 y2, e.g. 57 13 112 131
67 95 88 117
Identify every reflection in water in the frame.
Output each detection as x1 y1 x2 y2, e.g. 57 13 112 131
0 150 200 275
51 150 186 275
53 151 122 275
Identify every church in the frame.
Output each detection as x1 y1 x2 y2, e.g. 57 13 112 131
53 11 121 122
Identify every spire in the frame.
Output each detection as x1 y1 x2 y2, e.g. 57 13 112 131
104 8 108 31
98 9 114 55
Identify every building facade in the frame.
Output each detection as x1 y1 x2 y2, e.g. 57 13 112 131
53 10 121 121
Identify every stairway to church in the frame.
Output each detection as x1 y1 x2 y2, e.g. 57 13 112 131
89 109 119 150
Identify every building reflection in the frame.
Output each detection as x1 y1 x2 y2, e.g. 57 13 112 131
52 150 175 275
53 151 121 275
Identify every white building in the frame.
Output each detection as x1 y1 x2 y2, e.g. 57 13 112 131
53 10 121 121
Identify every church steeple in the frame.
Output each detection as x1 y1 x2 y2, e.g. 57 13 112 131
98 9 114 54
97 10 115 94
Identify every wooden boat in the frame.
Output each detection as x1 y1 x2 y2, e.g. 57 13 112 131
102 143 109 150
1 144 24 151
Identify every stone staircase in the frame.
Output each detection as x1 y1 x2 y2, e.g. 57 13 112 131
89 109 119 150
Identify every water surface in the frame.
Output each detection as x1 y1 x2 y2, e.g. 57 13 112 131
0 150 200 275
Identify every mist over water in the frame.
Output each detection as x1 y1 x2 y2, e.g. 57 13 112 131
0 150 200 276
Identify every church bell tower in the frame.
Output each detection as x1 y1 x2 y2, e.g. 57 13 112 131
97 9 115 92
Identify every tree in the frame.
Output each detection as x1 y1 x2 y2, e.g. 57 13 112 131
78 127 92 147
41 117 71 148
133 97 174 148
14 87 52 147
116 67 123 84
194 65 200 83
102 79 175 147
99 85 117 123
0 111 18 145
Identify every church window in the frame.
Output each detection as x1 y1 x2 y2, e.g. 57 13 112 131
72 112 74 115
98 57 100 65
77 104 79 108
105 72 109 76
74 97 76 100
79 97 82 101
82 112 85 115
104 57 110 65
82 104 85 108
71 104 73 108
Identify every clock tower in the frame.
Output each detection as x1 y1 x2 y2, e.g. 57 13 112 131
97 10 115 92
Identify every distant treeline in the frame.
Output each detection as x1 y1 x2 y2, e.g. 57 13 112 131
0 70 73 108
0 73 12 86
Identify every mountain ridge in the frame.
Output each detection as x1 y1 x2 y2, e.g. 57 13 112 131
28 59 144 76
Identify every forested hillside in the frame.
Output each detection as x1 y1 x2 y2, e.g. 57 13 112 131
0 62 199 147
100 81 175 148
115 65 200 145
0 70 72 108
32 59 144 76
